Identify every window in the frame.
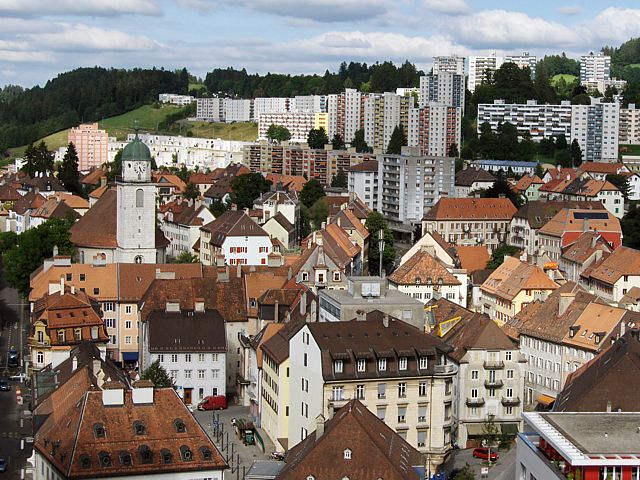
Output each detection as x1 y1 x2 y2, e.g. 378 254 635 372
198 353 205 362
198 370 205 379
377 406 386 420
37 351 44 365
136 189 144 208
171 354 178 363
378 358 387 371
471 388 479 398
124 320 131 329
212 353 219 362
105 318 115 328
93 287 100 295
507 369 514 379
398 357 407 370
125 305 132 314
334 360 343 373
332 386 344 401
413 374 428 395
212 369 219 379
74 328 82 341
505 351 512 361
417 430 427 447
125 336 132 345
333 272 341 282
103 302 114 311
158 354 164 363
506 388 514 398
418 405 427 423
304 353 308 367
185 354 191 362
398 382 406 398
174 419 187 433
79 274 86 282
57 330 65 343
377 383 386 399
133 421 146 435
471 370 479 380
343 449 351 460
505 406 514 415
357 358 366 372
397 406 407 423
356 384 365 400
184 370 191 379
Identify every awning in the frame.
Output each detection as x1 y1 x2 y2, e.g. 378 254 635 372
465 423 485 436
537 394 555 406
122 352 139 362
501 423 519 435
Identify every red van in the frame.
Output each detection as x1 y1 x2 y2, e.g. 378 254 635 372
197 395 227 411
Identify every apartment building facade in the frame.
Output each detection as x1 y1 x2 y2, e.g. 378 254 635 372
419 72 465 109
580 53 611 83
620 103 640 145
468 53 503 92
347 160 378 210
408 104 462 157
571 99 619 161
433 55 465 75
363 92 413 151
68 123 109 171
257 112 316 143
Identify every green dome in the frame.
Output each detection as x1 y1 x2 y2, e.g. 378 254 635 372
121 134 151 162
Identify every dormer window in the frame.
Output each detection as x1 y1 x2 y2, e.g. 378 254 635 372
94 423 106 438
139 445 153 464
419 357 428 369
98 451 111 467
180 445 193 461
57 330 65 343
333 271 341 282
344 448 352 460
378 358 387 371
399 357 408 370
199 446 213 461
174 419 186 433
79 454 91 469
415 277 421 285
161 449 173 464
74 328 82 341
119 451 133 466
301 272 309 282
357 359 366 372
427 277 432 285
133 421 146 435
334 360 343 373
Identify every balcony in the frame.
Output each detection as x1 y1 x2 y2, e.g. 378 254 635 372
327 396 350 409
483 360 505 370
501 397 521 406
466 397 485 407
434 364 457 376
484 379 504 388
28 339 50 348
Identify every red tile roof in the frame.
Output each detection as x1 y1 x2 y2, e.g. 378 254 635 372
423 198 517 221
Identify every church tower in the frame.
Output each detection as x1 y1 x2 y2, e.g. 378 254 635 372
116 133 158 264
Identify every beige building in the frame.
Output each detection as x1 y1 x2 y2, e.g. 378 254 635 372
68 123 109 171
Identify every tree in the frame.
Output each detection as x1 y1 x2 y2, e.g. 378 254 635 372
386 125 405 155
555 149 572 168
105 149 123 181
0 231 18 254
570 139 583 167
483 178 523 208
300 178 326 208
350 129 370 153
266 124 291 143
555 134 568 151
534 163 545 178
447 143 459 158
229 173 272 209
487 244 520 269
622 203 640 249
175 251 199 263
141 359 174 388
331 134 345 150
21 141 54 177
299 204 312 241
307 127 329 149
58 143 81 194
481 414 500 462
460 144 475 160
209 199 227 218
606 174 631 200
183 182 200 201
310 199 329 231
331 167 348 188
453 464 476 480
3 217 75 296
477 122 497 159
365 211 396 275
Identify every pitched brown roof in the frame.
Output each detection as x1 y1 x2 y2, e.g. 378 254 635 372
34 387 227 479
261 319 306 364
147 309 227 352
11 190 46 214
0 183 22 201
514 174 544 192
513 200 604 229
561 231 612 264
333 208 369 240
265 173 307 193
277 400 422 480
480 256 559 301
578 162 627 175
455 245 490 273
425 297 477 326
346 159 378 172
271 212 295 234
201 210 269 247
554 331 640 412
455 166 495 187
423 198 517 221
80 167 107 186
31 197 81 221
163 201 209 227
388 248 460 286
582 246 640 285
539 208 621 238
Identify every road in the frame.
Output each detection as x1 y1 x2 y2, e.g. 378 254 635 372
0 265 33 479
444 445 517 479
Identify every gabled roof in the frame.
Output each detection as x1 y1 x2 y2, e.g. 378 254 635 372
388 248 460 286
442 312 517 362
480 256 559 301
254 189 299 207
455 166 495 187
269 212 295 234
188 172 217 185
31 197 81 221
545 167 578 182
423 198 517 221
277 400 422 480
514 200 606 229
514 174 544 192
455 245 490 273
346 159 378 173
80 167 107 186
163 201 210 227
561 178 619 197
561 231 612 264
578 162 627 175
11 190 46 214
332 208 369 240
561 303 637 352
154 173 187 191
554 331 640 412
201 210 269 246
265 173 307 193
147 309 227 352
539 208 621 238
22 174 66 192
582 246 640 285
0 183 22 201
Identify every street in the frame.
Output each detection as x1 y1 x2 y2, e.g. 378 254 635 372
192 405 277 478
0 265 33 479
445 445 517 479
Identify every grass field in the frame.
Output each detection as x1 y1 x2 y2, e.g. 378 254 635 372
620 144 640 157
188 83 207 91
9 104 258 157
629 64 640 69
551 74 578 85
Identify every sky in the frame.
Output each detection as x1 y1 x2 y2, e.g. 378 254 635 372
1 0 640 88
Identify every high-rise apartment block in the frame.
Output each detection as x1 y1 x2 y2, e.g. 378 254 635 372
580 53 611 84
571 99 619 161
468 53 503 93
477 100 573 140
620 103 640 145
419 72 465 109
257 112 316 143
293 95 326 113
363 92 413 151
196 97 252 122
408 104 462 157
327 88 366 143
68 123 109 171
433 55 466 75
504 52 537 78
253 97 291 119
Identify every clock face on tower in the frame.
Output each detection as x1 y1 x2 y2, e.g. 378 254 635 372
133 162 146 174
124 161 150 182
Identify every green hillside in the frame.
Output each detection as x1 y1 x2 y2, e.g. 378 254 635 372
551 74 577 86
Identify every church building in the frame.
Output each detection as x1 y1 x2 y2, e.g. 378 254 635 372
71 134 168 264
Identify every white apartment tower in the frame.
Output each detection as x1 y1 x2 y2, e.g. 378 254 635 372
619 103 640 145
468 53 504 92
419 72 465 109
504 52 537 78
580 53 611 84
433 55 466 75
363 92 413 151
571 99 619 161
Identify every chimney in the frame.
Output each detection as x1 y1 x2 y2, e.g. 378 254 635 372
591 234 597 248
70 285 75 295
237 264 242 278
132 380 155 404
383 314 389 328
558 292 575 317
101 382 125 406
53 245 59 257
72 356 78 372
194 299 205 313
274 300 279 322
300 291 307 316
315 414 325 437
60 275 64 293
606 400 612 413
583 217 590 232
92 358 101 377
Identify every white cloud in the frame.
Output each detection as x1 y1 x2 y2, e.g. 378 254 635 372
451 10 581 48
182 0 388 22
0 0 161 17
556 5 582 16
29 24 160 51
422 0 470 15
589 8 640 44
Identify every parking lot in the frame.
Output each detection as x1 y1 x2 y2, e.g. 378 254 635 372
444 445 516 479
192 405 277 477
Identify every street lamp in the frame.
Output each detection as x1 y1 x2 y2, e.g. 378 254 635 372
378 229 385 277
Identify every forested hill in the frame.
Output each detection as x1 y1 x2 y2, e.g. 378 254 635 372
0 67 188 150
204 61 424 98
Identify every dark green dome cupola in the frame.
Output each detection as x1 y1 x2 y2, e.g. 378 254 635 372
121 133 151 162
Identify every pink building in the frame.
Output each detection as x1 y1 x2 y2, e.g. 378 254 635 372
68 123 109 171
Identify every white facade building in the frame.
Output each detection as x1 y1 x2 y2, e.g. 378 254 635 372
196 97 224 121
408 104 462 157
433 55 466 75
468 53 504 93
224 98 252 122
292 95 326 113
571 99 620 161
620 103 640 145
158 93 195 106
504 52 537 78
253 97 291 120
419 72 465 110
580 53 611 84
258 112 316 143
347 160 379 211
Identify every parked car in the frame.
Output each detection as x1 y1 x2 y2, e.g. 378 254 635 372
8 347 19 368
472 447 499 461
0 456 6 473
197 395 227 411
0 380 10 392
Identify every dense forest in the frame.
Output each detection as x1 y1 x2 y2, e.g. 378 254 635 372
603 37 640 83
0 67 188 150
203 60 424 98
